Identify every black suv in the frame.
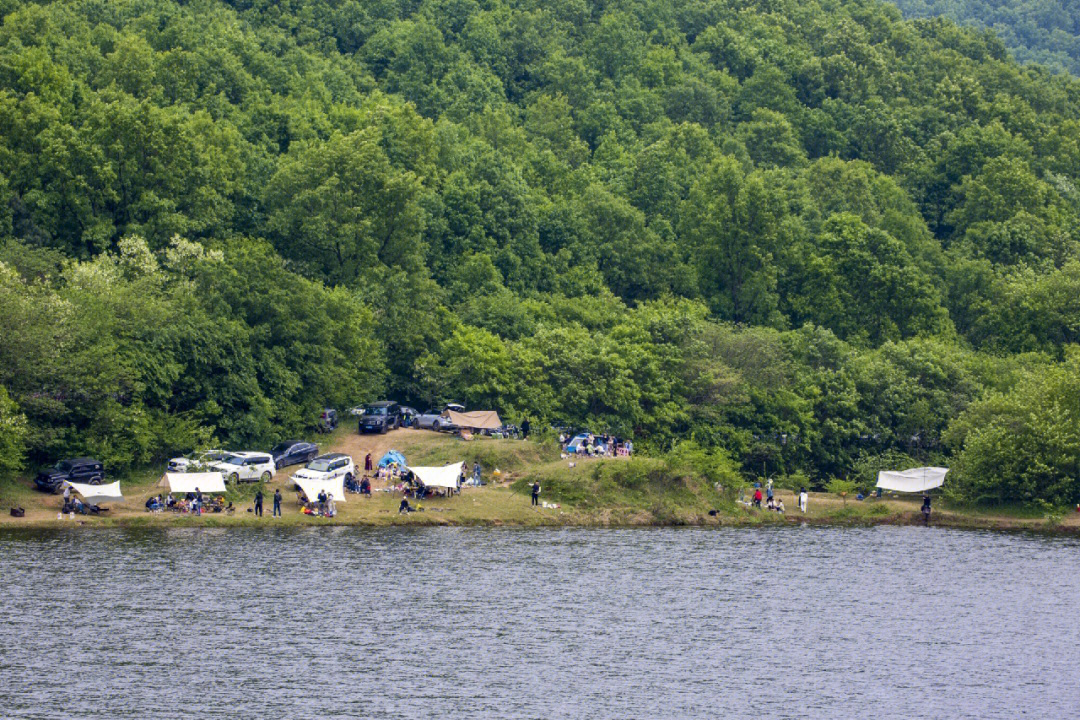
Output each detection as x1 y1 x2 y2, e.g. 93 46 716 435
35 457 105 493
359 401 401 434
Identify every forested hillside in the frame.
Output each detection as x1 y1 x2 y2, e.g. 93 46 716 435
891 0 1080 75
2 0 1080 504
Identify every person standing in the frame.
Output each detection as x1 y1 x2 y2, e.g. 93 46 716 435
921 494 932 525
521 417 531 440
766 479 774 503
254 488 264 517
531 481 541 506
63 484 71 503
364 453 372 472
273 488 282 517
798 487 808 513
752 487 763 508
473 462 481 484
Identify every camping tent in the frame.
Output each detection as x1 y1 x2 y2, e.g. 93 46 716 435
66 480 124 506
445 409 502 431
378 450 407 468
876 467 948 493
161 472 228 494
408 462 464 490
294 476 346 504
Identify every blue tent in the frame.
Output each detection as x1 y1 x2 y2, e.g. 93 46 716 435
378 450 407 468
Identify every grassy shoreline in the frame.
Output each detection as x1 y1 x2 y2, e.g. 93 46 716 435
3 429 1077 535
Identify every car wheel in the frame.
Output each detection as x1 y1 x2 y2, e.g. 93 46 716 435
275 460 283 470
89 476 101 486
432 420 441 432
229 472 240 484
261 471 272 483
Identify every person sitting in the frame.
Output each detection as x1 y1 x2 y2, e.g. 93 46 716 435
360 476 371 496
776 498 786 513
145 495 162 512
317 490 328 515
72 497 87 514
399 497 414 514
766 496 776 511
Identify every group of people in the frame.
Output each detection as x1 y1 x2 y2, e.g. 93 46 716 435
345 475 372 495
748 480 810 514
299 489 336 517
751 483 786 513
559 432 633 458
144 489 235 515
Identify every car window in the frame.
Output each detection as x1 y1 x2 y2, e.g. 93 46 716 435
308 459 332 472
221 454 244 466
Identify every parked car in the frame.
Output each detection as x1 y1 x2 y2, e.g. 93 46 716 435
358 401 402 434
34 457 105 493
167 449 227 473
292 453 355 488
270 440 318 469
415 403 465 431
213 452 276 483
317 408 338 433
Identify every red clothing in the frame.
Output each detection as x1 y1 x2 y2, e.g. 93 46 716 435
753 489 763 502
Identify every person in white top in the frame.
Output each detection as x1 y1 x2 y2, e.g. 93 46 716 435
798 487 808 513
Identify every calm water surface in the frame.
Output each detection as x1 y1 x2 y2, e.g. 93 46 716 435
1 526 1078 719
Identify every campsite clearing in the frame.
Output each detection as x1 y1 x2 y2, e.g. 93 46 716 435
2 428 1078 533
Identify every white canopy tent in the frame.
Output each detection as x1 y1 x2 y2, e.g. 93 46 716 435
294 476 346 503
66 480 124 506
161 472 227 494
876 467 949 493
409 462 464 490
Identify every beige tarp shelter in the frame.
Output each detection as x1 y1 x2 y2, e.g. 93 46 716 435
409 462 464 490
66 480 124 506
294 476 346 503
876 467 948 493
445 409 502 431
160 472 227 494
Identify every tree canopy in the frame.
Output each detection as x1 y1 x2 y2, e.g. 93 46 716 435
2 0 1079 504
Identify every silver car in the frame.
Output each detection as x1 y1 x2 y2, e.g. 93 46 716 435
414 404 464 431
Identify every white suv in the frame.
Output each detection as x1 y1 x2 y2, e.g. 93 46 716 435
213 452 276 484
292 453 355 485
167 449 227 473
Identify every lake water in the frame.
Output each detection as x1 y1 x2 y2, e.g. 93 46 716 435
1 526 1078 719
